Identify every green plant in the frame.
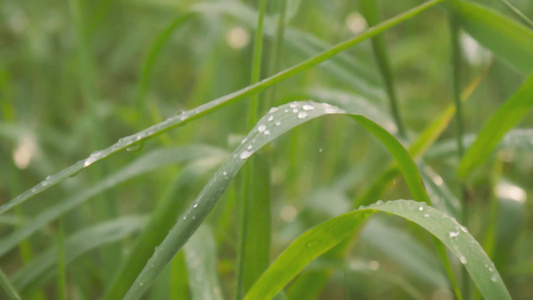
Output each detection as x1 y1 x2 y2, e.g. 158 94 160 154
1 0 532 299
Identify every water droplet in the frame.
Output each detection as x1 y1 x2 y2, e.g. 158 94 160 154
292 108 298 113
375 200 383 205
459 256 467 264
268 107 279 113
264 130 270 135
289 103 298 108
241 138 247 144
302 104 315 111
318 147 323 152
298 112 307 119
240 150 252 159
183 216 187 220
284 109 289 113
126 141 145 152
140 283 144 287
449 231 460 238
275 121 281 126
460 225 468 233
424 213 430 217
268 115 274 122
247 145 253 150
193 204 198 208
491 274 498 282
418 206 424 211
258 124 266 132
223 171 227 176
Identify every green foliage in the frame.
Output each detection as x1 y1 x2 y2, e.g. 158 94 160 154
1 0 532 299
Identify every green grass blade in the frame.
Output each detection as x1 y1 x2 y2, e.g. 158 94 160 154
426 129 533 159
122 99 431 299
0 269 21 300
0 0 444 215
354 71 484 207
237 0 269 297
0 146 225 258
360 0 406 136
500 0 533 29
11 216 146 293
102 156 224 300
360 218 448 287
245 200 511 300
458 72 533 178
450 1 533 74
184 225 224 300
243 156 271 292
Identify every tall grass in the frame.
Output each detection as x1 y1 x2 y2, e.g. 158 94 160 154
1 0 533 299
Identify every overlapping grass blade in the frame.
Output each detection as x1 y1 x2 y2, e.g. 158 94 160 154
360 0 406 136
184 225 224 300
122 99 431 299
426 129 533 159
0 269 20 300
11 216 146 294
245 200 511 300
458 73 533 178
0 146 226 257
242 156 271 293
360 218 448 287
0 0 445 216
450 1 533 74
103 157 224 300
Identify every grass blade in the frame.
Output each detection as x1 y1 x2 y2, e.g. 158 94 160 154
11 216 146 294
450 1 533 74
245 200 511 300
360 0 406 136
184 225 224 300
122 99 431 299
0 146 225 258
458 72 533 178
102 156 224 300
0 0 445 215
0 269 21 300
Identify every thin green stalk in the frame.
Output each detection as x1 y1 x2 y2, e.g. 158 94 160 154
1 0 446 215
57 218 67 300
450 12 464 159
0 269 20 300
450 8 470 298
237 0 268 299
361 0 406 137
266 0 288 108
500 0 533 28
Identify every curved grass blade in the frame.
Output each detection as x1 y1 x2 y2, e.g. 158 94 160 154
458 72 533 178
0 146 226 257
0 0 445 215
245 200 511 300
184 225 224 300
11 216 146 293
103 156 225 300
0 269 20 300
123 99 431 299
450 1 533 74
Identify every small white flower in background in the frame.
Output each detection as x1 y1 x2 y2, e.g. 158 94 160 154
495 181 526 203
460 32 492 66
226 27 249 49
345 13 367 34
13 133 37 169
